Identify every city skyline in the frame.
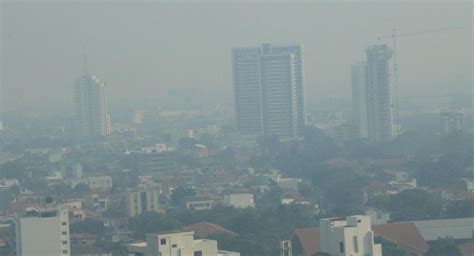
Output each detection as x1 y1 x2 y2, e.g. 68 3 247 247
1 2 471 113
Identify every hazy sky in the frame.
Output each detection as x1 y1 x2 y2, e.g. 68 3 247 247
1 1 472 112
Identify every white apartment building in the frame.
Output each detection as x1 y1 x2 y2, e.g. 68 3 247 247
16 207 71 256
276 177 302 192
319 215 382 256
86 176 113 191
224 193 255 208
232 43 306 140
128 231 240 256
128 188 161 217
185 197 215 211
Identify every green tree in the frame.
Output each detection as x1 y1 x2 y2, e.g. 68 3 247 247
110 242 128 256
446 199 474 218
70 219 105 236
428 238 462 256
129 212 182 239
171 186 196 206
389 189 442 221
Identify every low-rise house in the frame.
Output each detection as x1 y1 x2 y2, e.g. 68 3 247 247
86 176 113 192
223 193 255 208
185 196 215 211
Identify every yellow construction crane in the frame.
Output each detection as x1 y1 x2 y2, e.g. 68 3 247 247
377 26 467 134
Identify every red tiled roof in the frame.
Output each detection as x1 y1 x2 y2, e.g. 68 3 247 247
183 222 238 238
372 222 429 254
294 227 320 256
458 242 474 256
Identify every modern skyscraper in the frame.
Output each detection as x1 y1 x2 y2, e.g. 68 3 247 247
74 70 111 142
365 44 393 142
0 76 3 131
232 43 305 141
16 207 71 256
351 61 368 138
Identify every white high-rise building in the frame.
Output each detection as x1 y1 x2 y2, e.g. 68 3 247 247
16 207 71 256
319 215 382 256
74 71 111 142
351 61 368 138
365 44 393 142
232 43 306 141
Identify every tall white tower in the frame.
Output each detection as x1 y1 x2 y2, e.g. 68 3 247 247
74 68 111 142
232 43 306 141
365 44 393 143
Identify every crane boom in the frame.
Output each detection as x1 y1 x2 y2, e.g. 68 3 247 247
377 26 467 136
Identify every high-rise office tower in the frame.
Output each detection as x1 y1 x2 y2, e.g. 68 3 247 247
232 43 305 141
16 207 71 256
351 61 368 138
74 70 111 142
365 45 393 142
0 78 3 131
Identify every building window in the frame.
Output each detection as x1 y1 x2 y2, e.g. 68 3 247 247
61 222 67 226
353 236 359 253
62 241 68 245
339 242 344 253
172 244 177 248
160 239 166 245
62 250 68 254
62 231 68 235
194 251 203 256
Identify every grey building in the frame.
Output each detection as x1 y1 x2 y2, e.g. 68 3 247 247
232 43 306 141
351 61 368 138
74 72 111 142
440 112 465 136
365 44 393 142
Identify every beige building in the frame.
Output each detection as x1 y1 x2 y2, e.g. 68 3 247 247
127 188 161 217
128 231 239 256
185 197 215 211
86 176 113 191
17 207 71 256
224 193 255 208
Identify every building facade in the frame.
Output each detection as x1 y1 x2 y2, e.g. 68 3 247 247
351 61 369 138
224 193 255 208
365 45 393 143
16 207 71 256
127 188 161 217
319 215 382 256
74 72 111 142
127 231 240 256
440 112 465 136
232 43 306 141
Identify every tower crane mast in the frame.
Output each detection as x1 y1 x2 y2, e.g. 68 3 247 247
377 26 465 135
